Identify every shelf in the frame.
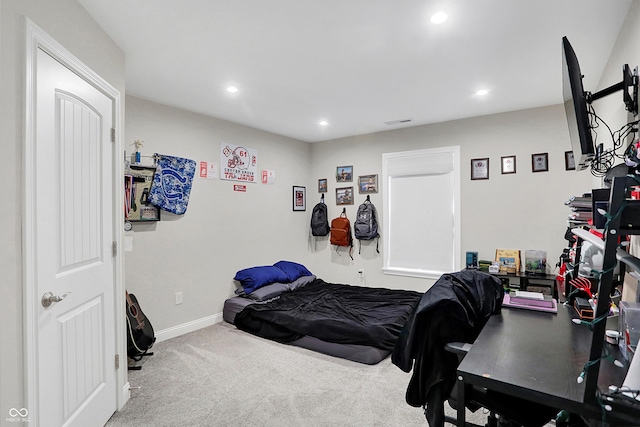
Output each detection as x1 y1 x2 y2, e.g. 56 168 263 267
572 227 640 280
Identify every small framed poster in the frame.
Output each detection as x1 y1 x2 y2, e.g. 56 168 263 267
471 158 489 180
293 186 306 211
336 186 354 205
358 174 378 193
318 178 328 193
565 151 575 171
501 155 516 174
336 165 353 182
532 153 549 172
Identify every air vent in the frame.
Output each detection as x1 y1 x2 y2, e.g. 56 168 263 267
384 119 412 125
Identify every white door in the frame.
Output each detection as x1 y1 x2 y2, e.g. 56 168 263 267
34 47 116 427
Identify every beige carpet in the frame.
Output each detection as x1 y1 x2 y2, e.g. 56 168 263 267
106 322 494 426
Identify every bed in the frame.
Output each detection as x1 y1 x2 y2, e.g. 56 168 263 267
223 261 422 364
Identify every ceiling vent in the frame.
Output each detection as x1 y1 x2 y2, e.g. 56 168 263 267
384 119 412 125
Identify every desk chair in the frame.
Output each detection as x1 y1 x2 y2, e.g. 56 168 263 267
444 342 558 427
392 270 557 427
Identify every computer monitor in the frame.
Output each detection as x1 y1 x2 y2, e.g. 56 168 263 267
562 36 595 171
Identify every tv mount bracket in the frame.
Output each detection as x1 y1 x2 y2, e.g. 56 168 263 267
586 64 639 116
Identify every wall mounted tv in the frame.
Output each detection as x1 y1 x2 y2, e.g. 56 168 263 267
562 36 638 172
562 37 594 171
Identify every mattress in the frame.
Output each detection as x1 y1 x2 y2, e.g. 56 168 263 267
223 295 391 365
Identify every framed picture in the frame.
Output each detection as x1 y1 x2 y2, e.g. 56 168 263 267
293 186 306 211
335 186 354 205
495 249 521 273
318 178 328 193
532 153 549 172
565 151 575 171
336 165 353 182
471 158 489 180
501 155 516 174
358 174 378 193
127 165 161 222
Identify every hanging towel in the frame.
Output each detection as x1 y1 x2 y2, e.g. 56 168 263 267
148 154 196 215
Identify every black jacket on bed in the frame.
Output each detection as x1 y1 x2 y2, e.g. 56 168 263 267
391 270 503 427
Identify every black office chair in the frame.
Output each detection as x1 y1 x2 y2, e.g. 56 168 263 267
392 270 558 427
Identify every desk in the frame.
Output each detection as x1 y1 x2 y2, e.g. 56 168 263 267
456 306 631 425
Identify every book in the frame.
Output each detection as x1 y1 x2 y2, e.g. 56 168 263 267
514 290 544 300
504 293 558 313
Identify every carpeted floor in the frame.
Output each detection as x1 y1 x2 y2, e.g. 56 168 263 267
106 322 494 427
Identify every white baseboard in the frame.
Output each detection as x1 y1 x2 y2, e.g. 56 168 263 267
154 312 224 343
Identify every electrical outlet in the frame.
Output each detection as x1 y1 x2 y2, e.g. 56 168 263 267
175 292 183 305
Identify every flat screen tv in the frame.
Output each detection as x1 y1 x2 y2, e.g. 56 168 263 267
562 36 595 171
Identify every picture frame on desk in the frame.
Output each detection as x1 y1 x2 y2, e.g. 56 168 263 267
495 249 520 273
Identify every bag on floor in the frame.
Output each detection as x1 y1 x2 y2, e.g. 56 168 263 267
354 196 379 254
126 291 156 360
330 211 353 259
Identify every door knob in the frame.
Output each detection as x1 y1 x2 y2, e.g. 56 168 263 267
41 291 70 308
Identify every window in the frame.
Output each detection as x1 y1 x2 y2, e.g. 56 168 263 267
382 146 460 278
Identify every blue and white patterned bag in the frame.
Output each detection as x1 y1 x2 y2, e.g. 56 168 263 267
148 154 196 215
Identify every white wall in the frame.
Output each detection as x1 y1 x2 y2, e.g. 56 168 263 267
308 105 592 292
124 96 313 332
0 0 125 419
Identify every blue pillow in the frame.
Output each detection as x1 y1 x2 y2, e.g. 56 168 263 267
234 266 290 294
273 260 313 282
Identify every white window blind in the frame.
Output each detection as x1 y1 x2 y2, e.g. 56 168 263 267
382 147 460 278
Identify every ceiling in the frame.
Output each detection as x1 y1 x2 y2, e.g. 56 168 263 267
78 0 634 143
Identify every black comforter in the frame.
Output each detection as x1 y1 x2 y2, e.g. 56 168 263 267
234 278 422 350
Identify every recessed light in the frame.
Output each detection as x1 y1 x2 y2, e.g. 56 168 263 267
319 120 329 126
476 89 489 96
430 12 448 24
226 86 239 93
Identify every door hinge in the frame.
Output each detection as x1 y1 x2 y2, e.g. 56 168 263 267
111 128 116 143
112 241 117 257
115 354 120 370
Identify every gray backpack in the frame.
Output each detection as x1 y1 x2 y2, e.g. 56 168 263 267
354 196 379 253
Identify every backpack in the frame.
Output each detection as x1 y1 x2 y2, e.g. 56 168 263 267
330 211 354 259
354 197 380 254
310 196 330 236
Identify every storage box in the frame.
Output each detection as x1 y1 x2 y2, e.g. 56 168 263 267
525 250 547 274
618 301 640 363
574 297 594 320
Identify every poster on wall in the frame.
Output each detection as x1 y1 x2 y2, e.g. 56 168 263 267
199 161 218 179
220 143 258 182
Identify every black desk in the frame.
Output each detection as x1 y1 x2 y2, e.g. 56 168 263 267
456 306 629 425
